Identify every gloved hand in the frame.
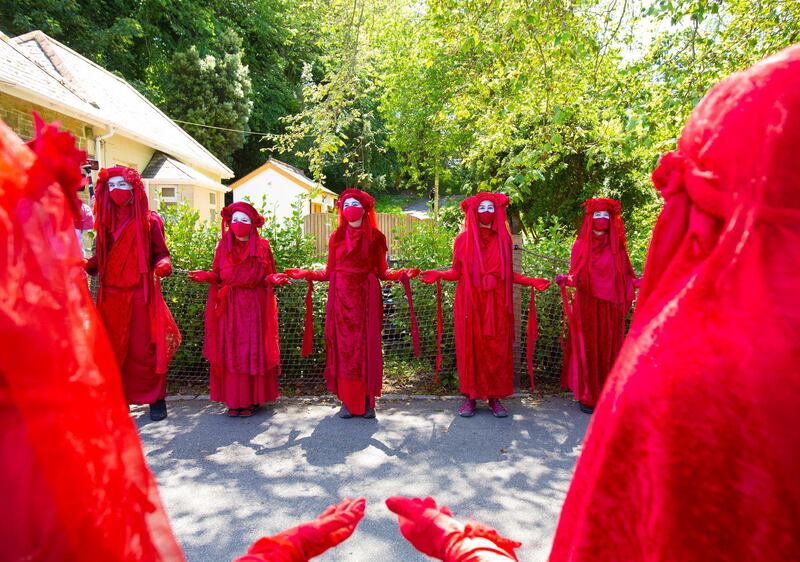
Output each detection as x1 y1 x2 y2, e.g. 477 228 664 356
515 275 550 291
239 497 366 562
188 270 216 283
404 268 421 279
555 274 574 287
285 268 310 280
265 273 291 286
633 276 642 289
84 256 98 276
154 258 172 278
385 496 463 560
420 270 442 284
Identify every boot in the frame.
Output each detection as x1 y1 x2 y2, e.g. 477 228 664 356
149 399 167 421
459 397 476 417
363 396 376 419
338 403 353 419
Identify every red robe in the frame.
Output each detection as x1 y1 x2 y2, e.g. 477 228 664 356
560 229 636 407
550 45 800 561
0 117 185 561
318 225 392 415
96 207 178 404
204 237 281 408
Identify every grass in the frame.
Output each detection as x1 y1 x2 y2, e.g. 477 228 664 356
372 191 425 214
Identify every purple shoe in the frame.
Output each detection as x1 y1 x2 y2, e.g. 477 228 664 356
489 399 509 418
459 397 476 417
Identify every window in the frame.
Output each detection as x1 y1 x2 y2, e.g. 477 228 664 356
311 202 323 214
161 187 176 198
209 192 216 205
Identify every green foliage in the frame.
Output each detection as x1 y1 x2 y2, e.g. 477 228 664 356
161 28 253 165
393 221 458 271
242 195 320 270
159 202 219 270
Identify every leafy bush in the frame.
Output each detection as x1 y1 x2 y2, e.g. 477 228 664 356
159 202 219 270
242 195 320 270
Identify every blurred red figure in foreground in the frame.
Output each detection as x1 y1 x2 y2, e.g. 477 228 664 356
549 45 800 561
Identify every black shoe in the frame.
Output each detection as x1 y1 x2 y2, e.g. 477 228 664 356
149 399 168 421
362 397 375 419
579 403 594 414
338 404 353 419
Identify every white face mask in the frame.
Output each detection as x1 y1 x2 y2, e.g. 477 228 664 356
592 211 610 219
477 200 495 213
231 211 252 224
108 176 132 191
342 197 363 209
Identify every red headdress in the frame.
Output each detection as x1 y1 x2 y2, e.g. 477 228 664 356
550 45 800 561
460 192 515 313
220 201 266 258
24 112 87 223
569 197 635 306
330 187 379 264
94 165 152 300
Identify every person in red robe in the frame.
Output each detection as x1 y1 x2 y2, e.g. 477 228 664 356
188 202 289 417
420 193 550 418
285 188 420 419
85 165 180 421
555 198 638 414
549 45 800 561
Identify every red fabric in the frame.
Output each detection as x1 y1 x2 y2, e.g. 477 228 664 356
110 188 133 206
386 496 520 562
0 118 184 561
428 193 548 398
93 166 180 403
230 221 251 238
550 45 800 561
559 198 637 407
291 188 419 407
234 498 366 562
200 202 282 409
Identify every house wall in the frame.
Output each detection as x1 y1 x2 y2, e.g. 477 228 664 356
233 167 308 220
0 92 95 154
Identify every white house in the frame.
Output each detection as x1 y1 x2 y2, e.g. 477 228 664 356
230 158 338 220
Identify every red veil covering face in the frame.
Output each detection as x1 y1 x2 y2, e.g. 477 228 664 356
428 192 549 397
200 201 282 408
550 45 800 561
559 198 637 408
293 187 419 415
0 117 184 559
93 165 180 387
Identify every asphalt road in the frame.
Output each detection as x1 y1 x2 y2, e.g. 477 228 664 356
134 395 589 561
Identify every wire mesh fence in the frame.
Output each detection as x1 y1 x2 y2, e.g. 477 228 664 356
89 247 571 395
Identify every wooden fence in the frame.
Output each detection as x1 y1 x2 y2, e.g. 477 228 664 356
303 212 430 256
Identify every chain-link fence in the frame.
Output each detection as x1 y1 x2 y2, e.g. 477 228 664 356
90 246 570 395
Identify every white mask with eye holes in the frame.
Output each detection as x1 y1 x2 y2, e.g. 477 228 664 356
108 176 132 191
592 211 610 220
477 200 495 213
231 211 252 224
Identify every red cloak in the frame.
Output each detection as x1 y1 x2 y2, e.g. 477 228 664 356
559 198 637 407
297 188 419 415
202 202 282 408
432 193 549 398
90 166 180 404
0 117 184 561
550 45 800 561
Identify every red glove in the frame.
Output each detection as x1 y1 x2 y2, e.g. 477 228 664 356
285 268 310 280
236 497 366 562
385 496 462 559
382 268 422 281
514 273 550 291
404 268 421 279
265 273 290 286
84 256 98 276
555 274 574 287
386 497 521 562
420 270 442 284
154 257 172 278
188 270 216 283
633 276 642 289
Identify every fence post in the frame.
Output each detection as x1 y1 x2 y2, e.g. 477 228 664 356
512 234 523 389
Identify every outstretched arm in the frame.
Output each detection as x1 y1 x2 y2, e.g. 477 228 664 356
386 496 520 562
233 498 366 562
513 272 550 291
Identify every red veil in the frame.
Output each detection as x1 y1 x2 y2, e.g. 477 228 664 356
550 45 800 561
203 201 281 377
94 165 180 374
0 117 184 560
